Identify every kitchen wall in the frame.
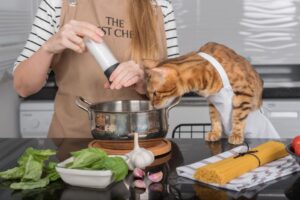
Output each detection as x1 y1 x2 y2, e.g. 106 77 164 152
169 0 300 138
172 0 300 65
0 0 39 137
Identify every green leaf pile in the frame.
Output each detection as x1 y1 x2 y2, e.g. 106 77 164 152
66 148 128 182
0 148 59 190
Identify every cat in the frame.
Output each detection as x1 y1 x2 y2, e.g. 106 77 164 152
144 42 265 145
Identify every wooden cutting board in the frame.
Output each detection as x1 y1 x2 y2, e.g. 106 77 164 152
88 139 172 157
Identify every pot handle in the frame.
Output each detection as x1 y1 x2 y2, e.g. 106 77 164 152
166 97 181 117
75 96 92 113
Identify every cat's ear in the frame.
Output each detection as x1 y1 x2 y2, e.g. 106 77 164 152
145 68 162 79
142 59 160 69
145 67 174 79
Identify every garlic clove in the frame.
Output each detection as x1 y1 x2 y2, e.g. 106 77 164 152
133 179 147 189
133 168 145 179
147 171 163 183
149 183 163 192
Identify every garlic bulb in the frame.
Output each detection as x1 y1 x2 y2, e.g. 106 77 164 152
127 133 154 170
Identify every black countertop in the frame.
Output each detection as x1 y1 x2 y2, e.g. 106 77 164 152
0 138 299 200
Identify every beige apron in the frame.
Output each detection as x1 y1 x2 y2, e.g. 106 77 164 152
48 0 167 138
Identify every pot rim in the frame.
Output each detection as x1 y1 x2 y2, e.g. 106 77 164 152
88 99 165 114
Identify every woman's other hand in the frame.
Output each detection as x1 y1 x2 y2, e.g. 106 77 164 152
43 20 104 54
104 60 146 94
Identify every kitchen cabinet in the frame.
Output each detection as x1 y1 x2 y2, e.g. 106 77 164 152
264 99 300 138
168 97 300 139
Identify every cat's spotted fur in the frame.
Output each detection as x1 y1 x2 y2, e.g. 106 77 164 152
144 42 263 145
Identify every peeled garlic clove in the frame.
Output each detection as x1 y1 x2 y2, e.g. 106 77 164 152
134 179 146 189
148 171 163 183
133 168 145 179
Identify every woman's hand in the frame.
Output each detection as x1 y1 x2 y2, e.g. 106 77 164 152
104 60 146 94
43 20 104 54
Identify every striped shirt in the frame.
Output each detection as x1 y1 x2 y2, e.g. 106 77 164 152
14 0 180 70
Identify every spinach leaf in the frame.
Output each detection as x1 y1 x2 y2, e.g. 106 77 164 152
68 151 102 169
0 167 24 180
0 148 59 190
18 148 56 166
84 160 106 170
71 147 107 158
66 148 129 182
45 162 60 182
22 155 43 181
10 177 50 190
103 157 128 182
68 148 107 169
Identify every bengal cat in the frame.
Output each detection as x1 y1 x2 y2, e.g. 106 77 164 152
144 42 263 145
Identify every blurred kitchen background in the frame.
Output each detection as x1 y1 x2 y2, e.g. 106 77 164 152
0 0 300 138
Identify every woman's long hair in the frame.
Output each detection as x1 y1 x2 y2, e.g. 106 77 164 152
129 0 159 62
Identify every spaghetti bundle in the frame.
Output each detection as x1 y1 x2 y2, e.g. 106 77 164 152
194 141 288 185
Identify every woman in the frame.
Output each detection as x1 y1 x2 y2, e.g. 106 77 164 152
13 0 179 138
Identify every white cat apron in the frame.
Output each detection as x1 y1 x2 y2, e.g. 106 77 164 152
198 52 280 139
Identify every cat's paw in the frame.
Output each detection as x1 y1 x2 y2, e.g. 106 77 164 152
228 134 244 145
205 131 221 142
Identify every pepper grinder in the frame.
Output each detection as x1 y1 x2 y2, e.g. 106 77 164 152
84 38 119 80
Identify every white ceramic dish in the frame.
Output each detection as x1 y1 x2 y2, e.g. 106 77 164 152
56 156 126 189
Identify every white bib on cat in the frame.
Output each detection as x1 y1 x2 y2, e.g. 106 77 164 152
198 52 280 138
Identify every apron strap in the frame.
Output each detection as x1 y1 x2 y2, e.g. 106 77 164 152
69 0 77 6
198 52 232 89
60 0 78 26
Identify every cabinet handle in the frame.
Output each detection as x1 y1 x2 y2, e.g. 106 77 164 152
269 112 298 119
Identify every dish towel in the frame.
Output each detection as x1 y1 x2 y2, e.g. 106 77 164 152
176 141 300 191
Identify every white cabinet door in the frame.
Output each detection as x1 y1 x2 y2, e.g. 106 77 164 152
263 99 300 138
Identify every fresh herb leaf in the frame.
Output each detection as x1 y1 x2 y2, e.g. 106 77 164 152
22 155 43 181
103 157 128 182
45 162 60 182
10 177 50 190
71 147 107 158
18 148 56 166
68 148 107 169
84 160 106 170
0 148 59 190
66 148 129 182
0 167 24 180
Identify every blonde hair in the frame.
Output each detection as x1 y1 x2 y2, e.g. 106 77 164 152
129 0 159 62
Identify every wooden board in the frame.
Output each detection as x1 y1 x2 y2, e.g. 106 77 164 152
88 139 172 157
91 138 163 150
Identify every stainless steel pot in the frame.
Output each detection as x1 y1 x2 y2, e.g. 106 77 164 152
75 97 180 140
